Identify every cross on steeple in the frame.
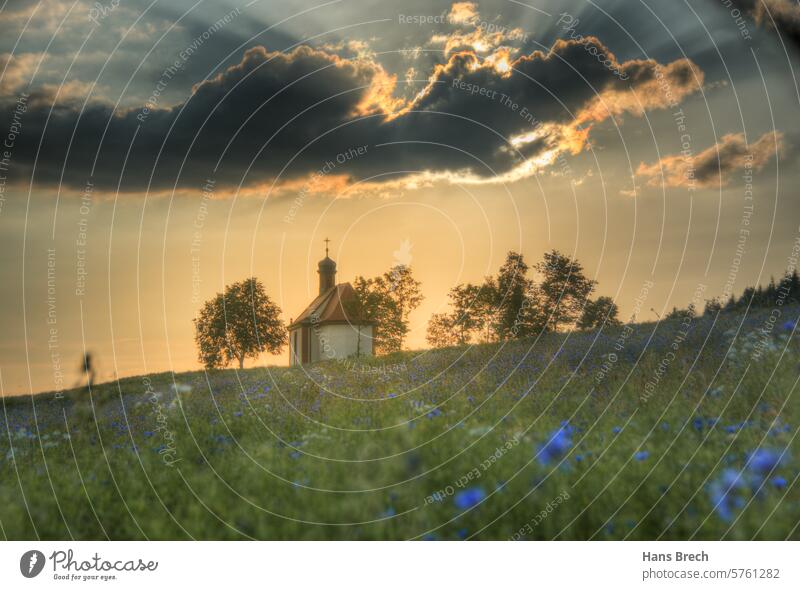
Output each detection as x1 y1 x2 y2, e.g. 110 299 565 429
324 237 330 257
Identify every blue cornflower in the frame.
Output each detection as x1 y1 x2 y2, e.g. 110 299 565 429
747 448 786 475
233 411 243 417
381 507 396 517
634 450 650 462
290 450 302 459
537 426 573 466
453 487 486 510
771 476 787 489
725 422 747 433
560 420 575 435
143 431 154 438
457 528 469 539
781 320 796 331
692 417 704 432
612 426 622 434
427 408 443 419
708 468 748 522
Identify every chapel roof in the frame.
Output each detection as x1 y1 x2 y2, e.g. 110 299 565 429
288 282 374 329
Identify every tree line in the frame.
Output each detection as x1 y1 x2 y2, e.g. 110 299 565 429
426 249 619 347
702 270 800 315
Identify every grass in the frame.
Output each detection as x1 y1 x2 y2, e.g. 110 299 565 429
1 307 798 540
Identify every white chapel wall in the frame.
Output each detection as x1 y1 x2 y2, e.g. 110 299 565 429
312 324 373 362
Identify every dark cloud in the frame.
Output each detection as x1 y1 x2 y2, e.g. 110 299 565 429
726 0 800 45
2 37 704 194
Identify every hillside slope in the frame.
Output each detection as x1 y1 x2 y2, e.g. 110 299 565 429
1 307 799 540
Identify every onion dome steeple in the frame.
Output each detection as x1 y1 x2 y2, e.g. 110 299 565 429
318 238 337 294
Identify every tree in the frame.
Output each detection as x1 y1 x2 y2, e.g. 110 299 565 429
664 306 684 320
450 282 495 343
426 313 459 348
494 252 536 339
577 296 621 330
194 278 286 369
704 297 723 316
346 276 398 355
347 267 424 355
535 249 596 331
426 251 550 346
384 264 424 343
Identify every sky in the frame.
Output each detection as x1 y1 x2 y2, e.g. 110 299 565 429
1 0 799 395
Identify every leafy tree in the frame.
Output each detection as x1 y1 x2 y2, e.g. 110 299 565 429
194 278 286 369
384 264 424 341
577 296 621 330
426 251 549 346
494 252 536 339
450 282 495 343
535 249 596 331
426 313 459 348
346 276 398 355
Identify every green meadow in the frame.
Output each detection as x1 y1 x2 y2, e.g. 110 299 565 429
1 308 798 540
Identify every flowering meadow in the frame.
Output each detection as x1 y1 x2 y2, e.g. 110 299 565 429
1 307 798 540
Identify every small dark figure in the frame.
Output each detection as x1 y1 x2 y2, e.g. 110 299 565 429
76 352 97 389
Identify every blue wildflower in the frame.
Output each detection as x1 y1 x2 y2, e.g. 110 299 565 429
612 426 622 434
381 507 396 517
560 420 575 435
724 422 746 434
771 476 787 489
692 417 704 432
747 448 786 475
143 431 154 438
454 487 486 510
537 426 573 466
457 528 469 539
427 408 443 419
781 320 796 331
634 450 650 462
708 468 748 522
233 411 243 417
